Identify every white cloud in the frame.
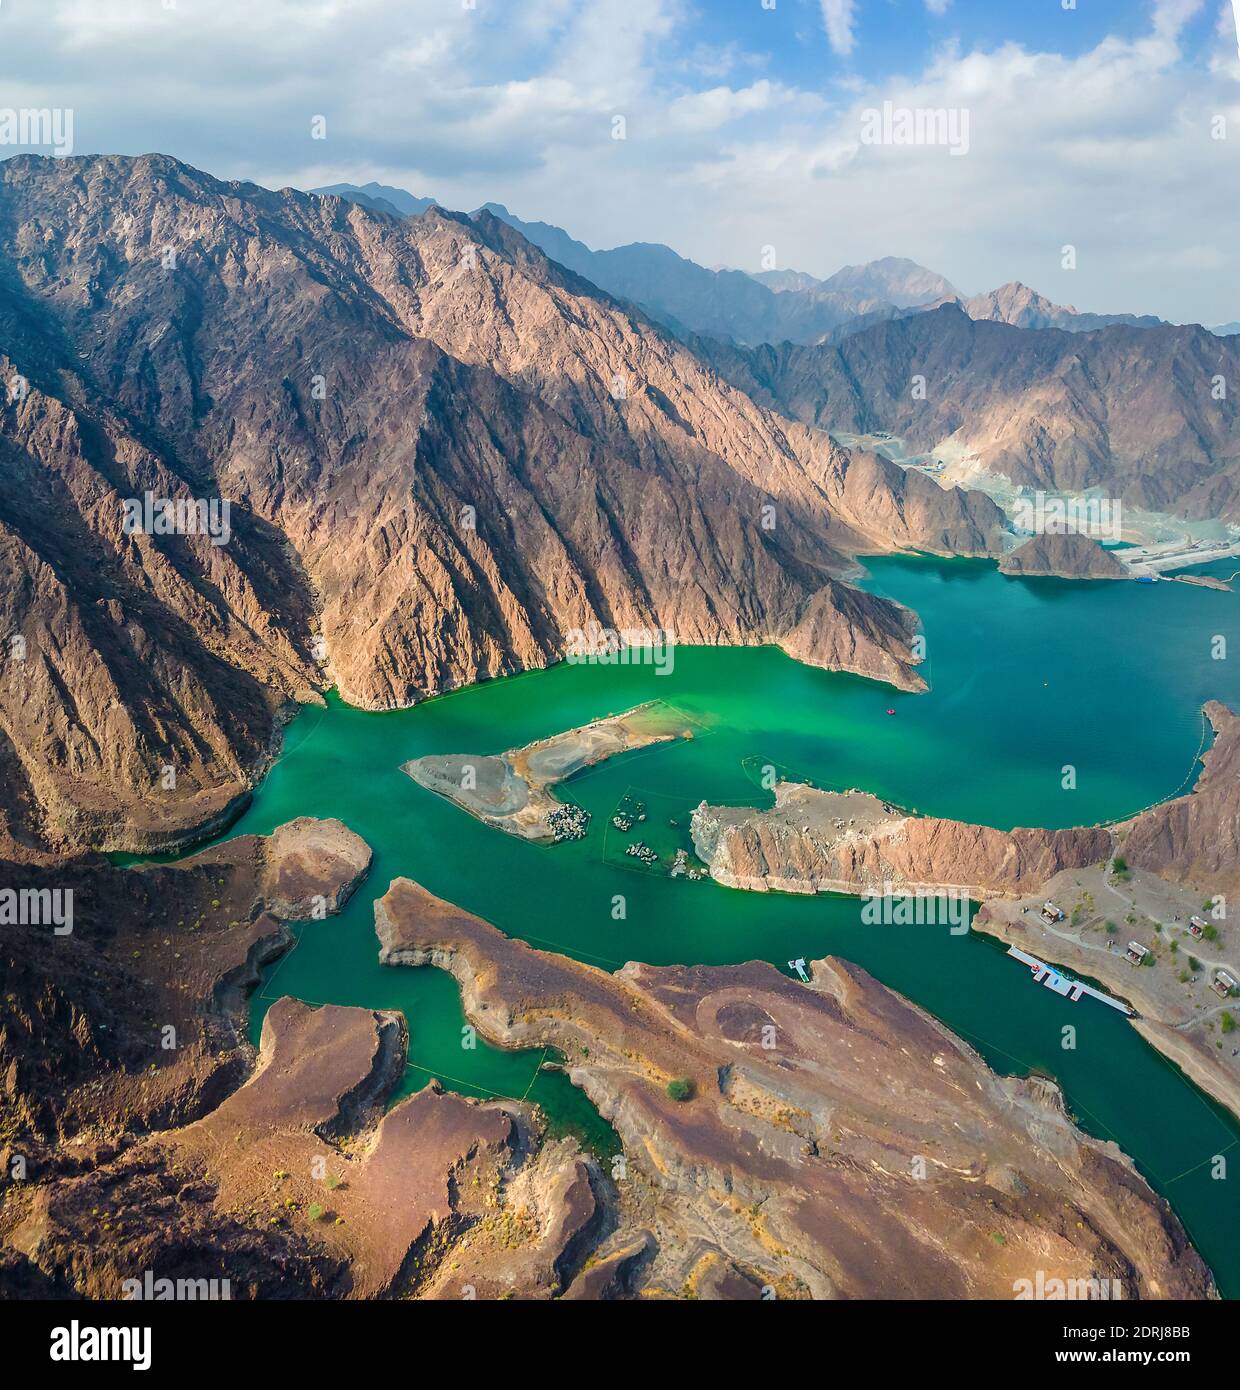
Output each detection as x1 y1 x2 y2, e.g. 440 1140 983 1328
0 0 1235 323
1153 0 1207 39
819 0 858 57
666 81 801 133
925 0 952 15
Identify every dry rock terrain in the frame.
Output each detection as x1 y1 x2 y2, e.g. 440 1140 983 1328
691 783 1109 898
0 153 1006 856
375 876 1212 1299
708 304 1240 518
999 532 1129 580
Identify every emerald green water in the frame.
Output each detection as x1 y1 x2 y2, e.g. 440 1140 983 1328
163 556 1240 1292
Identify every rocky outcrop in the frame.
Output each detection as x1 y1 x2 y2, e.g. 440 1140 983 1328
260 818 371 917
1120 703 1240 894
691 783 1110 899
0 817 370 1146
999 532 1129 580
0 819 618 1301
173 998 603 1299
5 996 603 1301
960 282 1164 333
373 876 1213 1299
0 154 1010 852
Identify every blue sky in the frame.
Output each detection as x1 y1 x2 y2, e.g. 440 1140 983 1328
1 0 1237 321
711 0 1220 74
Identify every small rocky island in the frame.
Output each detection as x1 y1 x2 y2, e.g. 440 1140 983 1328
401 703 696 843
999 531 1128 580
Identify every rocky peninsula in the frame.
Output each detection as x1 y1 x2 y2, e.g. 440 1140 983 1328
402 702 697 842
374 876 1211 1299
690 702 1240 1123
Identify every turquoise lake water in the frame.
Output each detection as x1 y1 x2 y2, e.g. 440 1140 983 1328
148 555 1240 1293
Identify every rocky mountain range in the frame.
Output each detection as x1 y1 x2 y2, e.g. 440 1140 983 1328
953 281 1165 333
0 153 1004 856
2 154 1234 861
321 183 1231 347
706 303 1240 519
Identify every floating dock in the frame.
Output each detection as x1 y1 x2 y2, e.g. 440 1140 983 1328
1007 946 1134 1015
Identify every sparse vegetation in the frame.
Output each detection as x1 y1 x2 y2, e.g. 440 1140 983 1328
666 1078 694 1102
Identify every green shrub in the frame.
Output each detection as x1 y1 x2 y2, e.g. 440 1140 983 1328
666 1078 694 1102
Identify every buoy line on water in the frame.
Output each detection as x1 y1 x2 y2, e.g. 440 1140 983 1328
1156 706 1214 807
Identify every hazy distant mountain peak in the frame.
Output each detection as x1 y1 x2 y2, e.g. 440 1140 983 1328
309 183 1179 347
311 180 438 217
962 280 1164 332
817 256 962 309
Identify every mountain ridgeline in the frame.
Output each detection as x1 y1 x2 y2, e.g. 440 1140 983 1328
0 154 1002 855
703 305 1240 518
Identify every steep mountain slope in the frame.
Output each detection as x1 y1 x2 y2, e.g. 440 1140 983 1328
0 154 1001 853
706 304 1240 519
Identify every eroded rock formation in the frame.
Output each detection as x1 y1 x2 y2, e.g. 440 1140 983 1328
691 783 1110 898
374 876 1212 1299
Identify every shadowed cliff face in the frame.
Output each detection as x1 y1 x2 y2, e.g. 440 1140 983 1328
0 153 1005 853
707 304 1240 518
